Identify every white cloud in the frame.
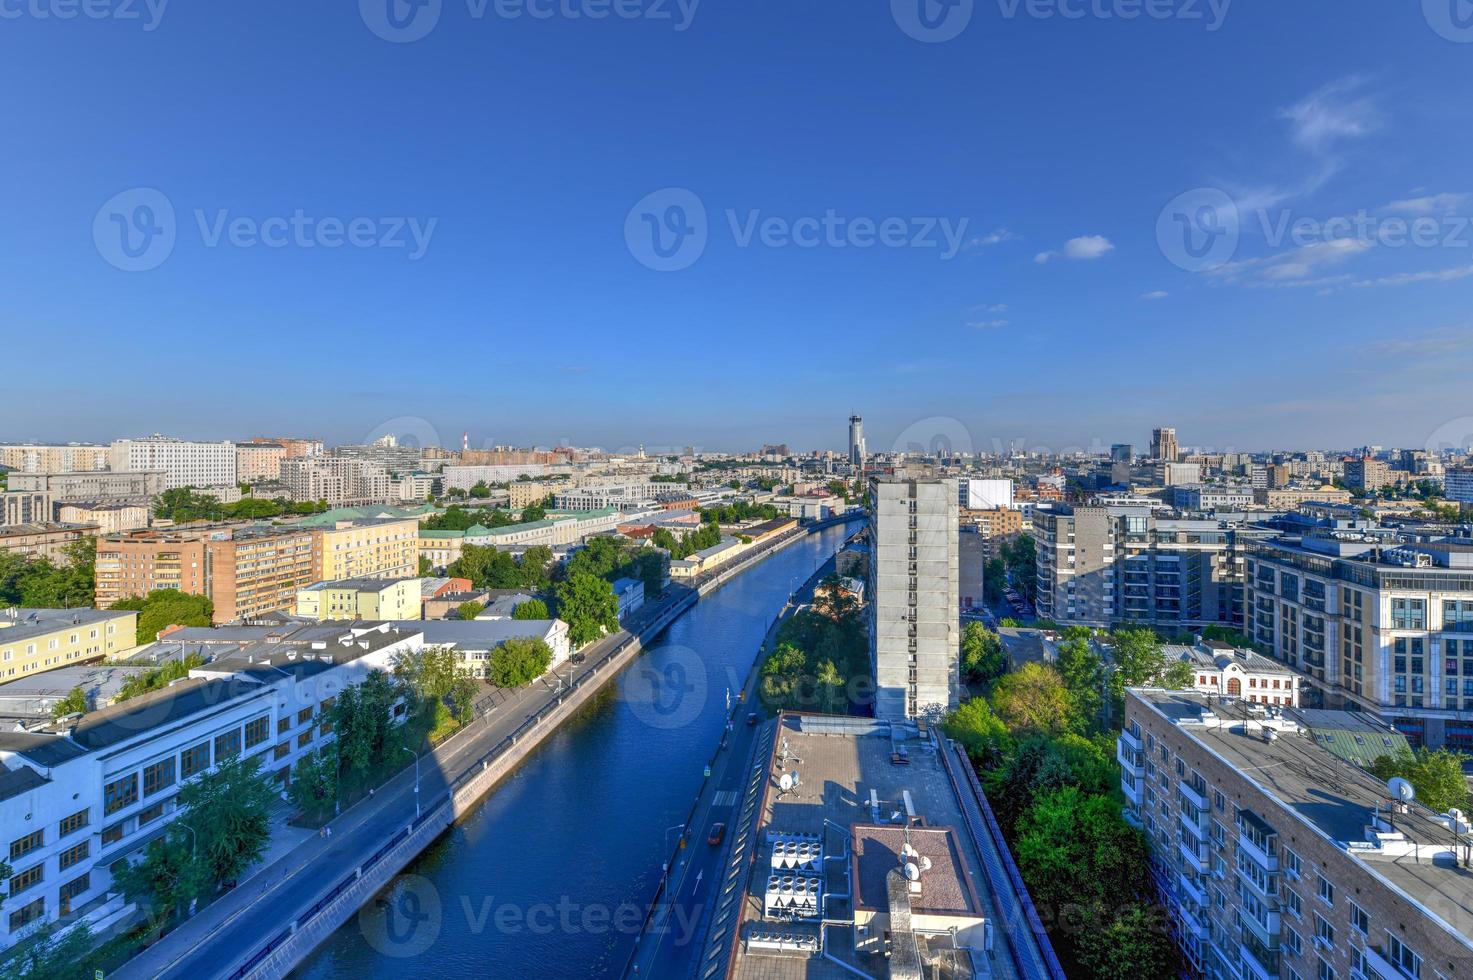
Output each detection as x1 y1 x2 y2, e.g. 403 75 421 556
1209 237 1371 285
1351 263 1473 288
970 303 1009 313
1384 193 1470 215
1279 76 1379 151
1141 290 1169 300
1035 235 1113 264
965 229 1016 249
968 319 1009 330
1064 235 1114 260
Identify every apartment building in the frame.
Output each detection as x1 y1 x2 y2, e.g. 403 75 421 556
280 457 392 507
94 526 316 624
6 470 165 508
243 437 322 459
234 442 285 482
296 578 423 621
1034 505 1246 630
56 503 148 535
108 437 236 491
508 479 573 509
1345 456 1393 494
0 523 99 564
959 477 1013 510
0 608 138 683
310 518 419 582
1257 486 1354 510
1167 639 1305 707
1172 485 1256 511
868 477 959 722
1121 688 1473 980
327 442 425 472
1445 468 1473 505
0 445 109 474
1151 426 1180 462
959 505 1024 560
553 483 667 510
1244 535 1473 748
1 491 51 527
0 623 420 950
441 464 554 489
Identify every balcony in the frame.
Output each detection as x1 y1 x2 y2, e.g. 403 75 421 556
1178 834 1210 872
1179 780 1210 812
1117 737 1144 776
1361 945 1410 980
1177 904 1209 940
1121 773 1142 807
1177 871 1208 908
1237 940 1279 980
1236 831 1279 873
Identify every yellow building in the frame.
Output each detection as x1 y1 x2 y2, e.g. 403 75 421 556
0 608 138 682
310 518 419 581
295 577 423 621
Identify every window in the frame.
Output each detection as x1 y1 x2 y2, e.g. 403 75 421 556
9 830 43 862
8 897 44 932
277 717 291 735
1314 912 1335 947
1349 900 1368 935
137 802 165 826
298 730 313 748
58 808 88 838
1284 848 1301 877
58 840 89 871
9 863 43 896
1317 874 1334 905
1285 887 1303 919
274 741 291 761
244 715 270 750
143 758 176 797
214 728 242 760
1285 926 1303 956
58 873 89 916
101 822 124 846
180 740 211 779
297 707 313 725
1386 934 1421 978
103 773 138 815
1317 957 1335 980
1392 598 1426 630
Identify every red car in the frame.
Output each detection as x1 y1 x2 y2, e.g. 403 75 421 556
707 822 727 846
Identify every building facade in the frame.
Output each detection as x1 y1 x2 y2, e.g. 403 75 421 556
0 445 109 474
296 578 423 621
56 503 149 535
234 442 285 483
868 477 959 722
311 518 419 582
108 438 236 490
1121 688 1473 980
0 524 99 564
0 609 138 683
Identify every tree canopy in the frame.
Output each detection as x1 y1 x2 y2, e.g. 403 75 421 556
109 589 214 645
488 637 554 688
1371 748 1471 814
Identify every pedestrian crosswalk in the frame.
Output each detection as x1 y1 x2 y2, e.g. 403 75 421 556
712 790 738 808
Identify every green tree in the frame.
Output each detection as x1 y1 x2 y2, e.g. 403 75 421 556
1014 785 1151 915
1055 632 1105 730
153 487 226 524
114 653 206 703
2 921 109 980
520 502 547 522
518 545 554 591
418 555 433 576
50 686 89 719
113 831 211 928
943 698 1012 763
287 748 339 824
1107 628 1193 708
554 571 618 647
488 637 553 687
110 590 214 646
1371 748 1471 814
960 622 1006 684
512 598 549 620
456 601 484 621
1002 534 1037 603
469 481 492 498
991 663 1078 735
178 753 276 885
332 669 399 790
1074 903 1178 979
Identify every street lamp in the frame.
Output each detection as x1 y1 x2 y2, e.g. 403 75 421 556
402 746 421 819
663 823 685 873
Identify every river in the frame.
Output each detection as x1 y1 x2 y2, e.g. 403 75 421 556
290 522 851 978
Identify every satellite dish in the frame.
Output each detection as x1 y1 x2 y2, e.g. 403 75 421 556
918 856 933 872
901 843 920 860
903 862 920 881
1388 777 1416 802
779 772 794 792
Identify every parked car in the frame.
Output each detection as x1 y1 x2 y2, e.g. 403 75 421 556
746 712 758 727
707 822 727 846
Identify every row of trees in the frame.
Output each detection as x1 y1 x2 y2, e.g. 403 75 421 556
422 505 522 532
108 589 214 645
652 522 722 559
759 578 868 714
448 544 555 592
699 500 785 524
943 628 1194 975
152 488 328 524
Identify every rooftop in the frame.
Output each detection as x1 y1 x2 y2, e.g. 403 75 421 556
0 607 135 648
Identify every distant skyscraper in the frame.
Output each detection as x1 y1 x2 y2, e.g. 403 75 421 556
1150 427 1179 462
868 477 959 721
1110 443 1134 463
848 415 865 466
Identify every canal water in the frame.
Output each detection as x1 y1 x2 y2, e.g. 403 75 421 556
291 523 851 979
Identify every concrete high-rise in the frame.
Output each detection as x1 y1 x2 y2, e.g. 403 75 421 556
847 415 865 467
868 477 959 722
1150 426 1179 462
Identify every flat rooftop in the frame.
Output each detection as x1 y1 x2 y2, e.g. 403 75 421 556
0 607 133 647
1133 689 1473 945
726 714 1019 980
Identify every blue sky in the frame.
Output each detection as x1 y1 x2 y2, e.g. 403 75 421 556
2 0 1471 455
